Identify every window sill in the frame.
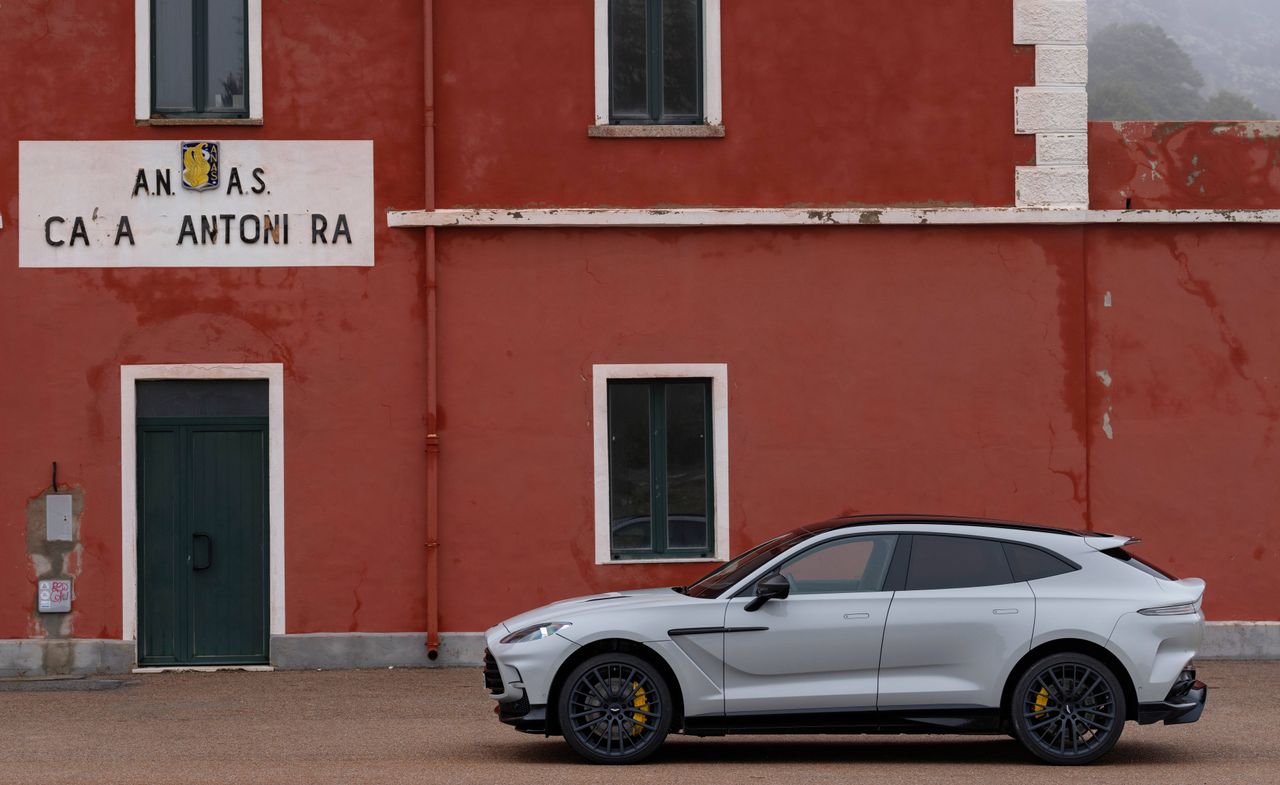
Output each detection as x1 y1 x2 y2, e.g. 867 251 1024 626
600 556 726 565
588 124 725 139
138 117 264 127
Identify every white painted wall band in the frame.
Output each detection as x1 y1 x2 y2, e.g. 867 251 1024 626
388 207 1280 228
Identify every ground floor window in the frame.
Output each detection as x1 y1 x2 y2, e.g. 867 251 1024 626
593 364 730 563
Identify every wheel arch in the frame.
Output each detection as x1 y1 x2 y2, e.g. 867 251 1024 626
545 637 686 735
1000 638 1139 724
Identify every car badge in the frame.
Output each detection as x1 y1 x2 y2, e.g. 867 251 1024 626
180 141 220 192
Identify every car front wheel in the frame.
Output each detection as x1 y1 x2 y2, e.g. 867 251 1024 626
1011 652 1126 765
558 652 672 765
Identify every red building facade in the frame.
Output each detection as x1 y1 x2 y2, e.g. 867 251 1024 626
0 0 1276 675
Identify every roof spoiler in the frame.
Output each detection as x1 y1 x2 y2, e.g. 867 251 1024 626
1083 534 1140 551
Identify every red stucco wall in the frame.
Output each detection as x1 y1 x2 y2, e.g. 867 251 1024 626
1091 121 1280 210
0 0 430 638
435 0 1036 209
2 4 1278 649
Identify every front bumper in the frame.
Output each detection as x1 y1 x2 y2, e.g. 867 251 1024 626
1138 667 1208 725
483 645 553 734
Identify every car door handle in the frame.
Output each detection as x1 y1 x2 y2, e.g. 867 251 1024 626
992 608 1019 615
843 613 871 620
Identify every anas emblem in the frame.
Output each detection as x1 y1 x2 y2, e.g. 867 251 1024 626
180 141 220 192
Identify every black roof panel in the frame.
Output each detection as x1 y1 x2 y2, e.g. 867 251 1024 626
798 515 1112 538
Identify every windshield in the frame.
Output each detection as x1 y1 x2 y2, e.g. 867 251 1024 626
684 529 810 598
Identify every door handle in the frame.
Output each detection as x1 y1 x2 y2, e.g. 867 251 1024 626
193 533 213 571
992 608 1019 615
843 612 871 620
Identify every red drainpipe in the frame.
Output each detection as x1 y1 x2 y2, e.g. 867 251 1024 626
423 0 441 661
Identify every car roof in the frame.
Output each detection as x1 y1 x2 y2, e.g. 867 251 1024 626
797 515 1114 539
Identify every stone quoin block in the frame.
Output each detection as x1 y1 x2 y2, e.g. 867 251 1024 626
1036 45 1089 85
1036 133 1088 165
1015 165 1089 208
1015 86 1088 134
1014 0 1088 45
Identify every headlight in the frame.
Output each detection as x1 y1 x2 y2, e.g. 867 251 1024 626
1138 603 1198 616
500 622 572 644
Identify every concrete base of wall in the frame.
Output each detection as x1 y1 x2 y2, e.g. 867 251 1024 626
270 632 486 669
1201 622 1280 660
3 623 1276 676
0 639 136 678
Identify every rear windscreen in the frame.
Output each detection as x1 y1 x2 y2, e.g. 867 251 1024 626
1102 547 1177 580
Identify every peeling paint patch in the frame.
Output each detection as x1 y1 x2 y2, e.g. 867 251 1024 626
1102 409 1114 440
1096 370 1112 387
1103 291 1113 307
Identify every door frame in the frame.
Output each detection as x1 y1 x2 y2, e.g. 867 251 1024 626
121 363 285 643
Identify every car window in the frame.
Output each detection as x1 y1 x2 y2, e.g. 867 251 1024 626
905 535 1014 591
1003 542 1077 581
774 535 898 595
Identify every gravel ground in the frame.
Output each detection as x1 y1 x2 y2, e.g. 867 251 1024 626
1 661 1274 785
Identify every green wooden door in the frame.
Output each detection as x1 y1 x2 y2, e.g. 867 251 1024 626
137 418 268 665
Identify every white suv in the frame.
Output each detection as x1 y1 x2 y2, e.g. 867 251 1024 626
483 517 1207 765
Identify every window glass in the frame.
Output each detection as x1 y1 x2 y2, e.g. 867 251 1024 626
608 0 702 124
905 535 1014 591
154 0 195 111
1003 543 1076 582
205 0 247 112
607 384 652 551
661 0 701 117
665 382 708 550
609 0 649 119
777 535 898 595
607 379 712 558
151 0 249 118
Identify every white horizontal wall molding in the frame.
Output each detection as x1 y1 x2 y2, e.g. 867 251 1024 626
1014 0 1089 208
388 207 1280 229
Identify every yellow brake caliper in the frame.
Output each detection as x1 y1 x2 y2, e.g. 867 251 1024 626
630 682 649 735
1034 686 1050 718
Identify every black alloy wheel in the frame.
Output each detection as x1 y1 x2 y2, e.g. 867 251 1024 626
558 652 673 765
1011 652 1126 765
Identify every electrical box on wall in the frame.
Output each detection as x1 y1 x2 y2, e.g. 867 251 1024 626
46 494 72 541
38 579 72 613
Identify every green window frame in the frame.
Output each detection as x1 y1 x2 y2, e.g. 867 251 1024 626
607 379 715 560
151 0 250 119
608 0 705 125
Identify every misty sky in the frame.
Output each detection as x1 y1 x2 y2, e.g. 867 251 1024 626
1090 0 1280 115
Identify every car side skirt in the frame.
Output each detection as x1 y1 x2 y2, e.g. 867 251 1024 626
681 707 1003 736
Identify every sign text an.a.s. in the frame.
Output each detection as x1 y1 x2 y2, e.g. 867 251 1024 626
18 140 374 268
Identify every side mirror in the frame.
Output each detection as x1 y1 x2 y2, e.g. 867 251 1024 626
745 573 791 612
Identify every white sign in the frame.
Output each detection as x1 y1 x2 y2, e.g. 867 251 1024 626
19 140 374 267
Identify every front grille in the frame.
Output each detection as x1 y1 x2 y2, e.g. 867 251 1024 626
482 648 504 694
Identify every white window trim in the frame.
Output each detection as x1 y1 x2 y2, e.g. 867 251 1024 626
592 0 723 133
120 363 285 641
593 363 730 565
135 0 264 123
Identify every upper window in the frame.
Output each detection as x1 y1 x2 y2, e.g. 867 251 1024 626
593 364 729 563
609 0 701 124
592 0 722 135
772 535 899 596
137 0 263 123
905 535 1014 591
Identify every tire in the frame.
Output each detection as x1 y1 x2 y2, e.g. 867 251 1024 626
1010 652 1126 765
557 652 673 765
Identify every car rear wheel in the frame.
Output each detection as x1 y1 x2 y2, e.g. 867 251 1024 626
1011 652 1126 765
558 652 672 765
